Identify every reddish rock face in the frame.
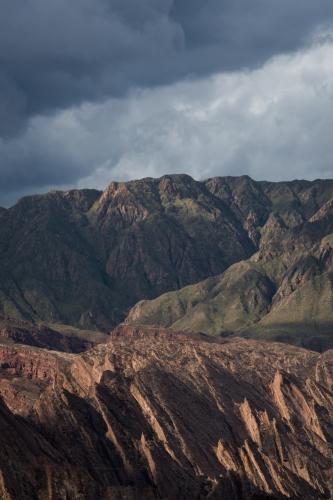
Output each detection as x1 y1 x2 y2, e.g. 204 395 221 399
0 328 332 499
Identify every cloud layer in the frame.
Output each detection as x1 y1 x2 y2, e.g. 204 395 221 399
1 0 333 136
1 35 333 206
1 1 333 204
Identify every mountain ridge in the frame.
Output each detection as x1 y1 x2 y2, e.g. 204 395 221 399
1 173 333 342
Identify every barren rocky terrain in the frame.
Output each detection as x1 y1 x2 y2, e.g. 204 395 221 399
0 325 332 499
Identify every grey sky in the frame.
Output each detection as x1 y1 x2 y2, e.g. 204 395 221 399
1 1 333 206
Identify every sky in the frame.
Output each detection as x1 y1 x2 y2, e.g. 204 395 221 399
1 1 333 206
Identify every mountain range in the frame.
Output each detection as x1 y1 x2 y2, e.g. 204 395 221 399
1 174 333 498
1 174 333 350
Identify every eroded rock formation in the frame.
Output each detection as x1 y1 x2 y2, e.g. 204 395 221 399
0 327 332 499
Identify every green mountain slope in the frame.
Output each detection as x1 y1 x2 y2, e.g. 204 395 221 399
126 189 333 351
2 173 333 338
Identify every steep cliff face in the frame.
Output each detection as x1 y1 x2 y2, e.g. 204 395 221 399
0 328 332 499
2 175 333 333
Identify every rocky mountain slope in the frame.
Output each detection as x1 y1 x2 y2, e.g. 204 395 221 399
0 325 333 499
2 174 333 334
126 177 333 351
0 175 256 330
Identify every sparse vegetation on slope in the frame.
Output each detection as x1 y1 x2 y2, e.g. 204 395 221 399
126 178 333 351
2 174 333 351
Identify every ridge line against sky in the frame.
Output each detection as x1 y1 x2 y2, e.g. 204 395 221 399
7 172 333 212
0 1 333 206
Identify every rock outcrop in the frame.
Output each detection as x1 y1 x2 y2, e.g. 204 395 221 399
0 328 332 499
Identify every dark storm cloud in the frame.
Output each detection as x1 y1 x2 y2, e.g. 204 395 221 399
2 38 333 208
1 0 333 137
1 0 333 205
0 0 181 136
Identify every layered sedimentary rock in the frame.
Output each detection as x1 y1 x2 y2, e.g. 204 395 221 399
0 327 332 499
